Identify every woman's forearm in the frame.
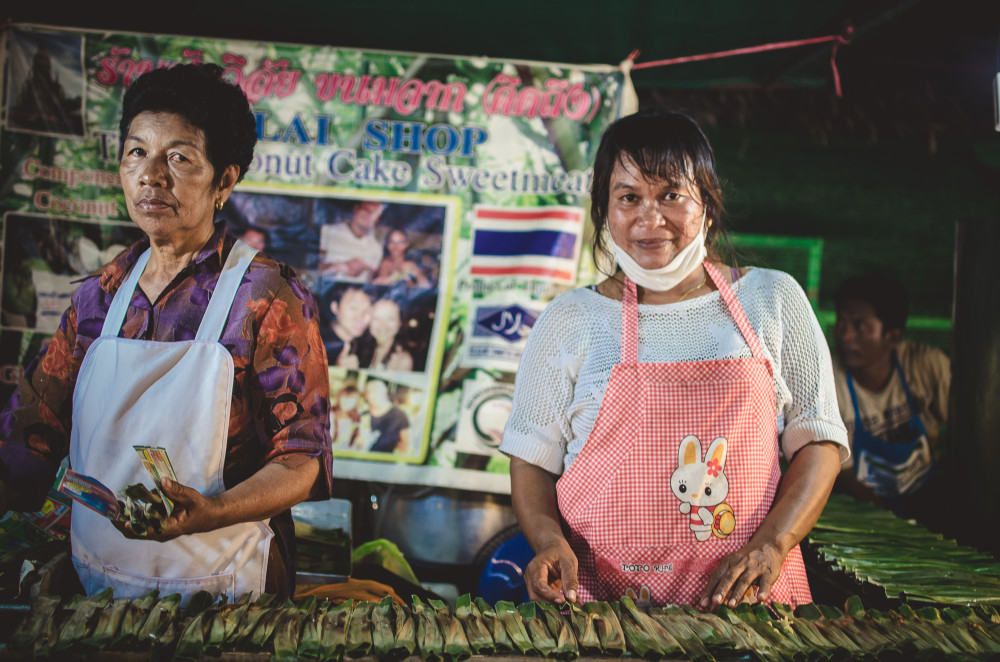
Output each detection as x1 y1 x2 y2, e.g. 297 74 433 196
510 456 581 602
750 441 842 554
510 457 566 551
210 457 320 529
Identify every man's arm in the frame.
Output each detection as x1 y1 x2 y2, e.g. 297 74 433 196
833 466 886 508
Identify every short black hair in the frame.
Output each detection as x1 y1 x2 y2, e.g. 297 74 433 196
119 63 256 184
590 110 727 267
322 282 374 314
834 272 909 333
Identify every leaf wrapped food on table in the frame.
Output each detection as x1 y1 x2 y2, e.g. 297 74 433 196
174 608 215 661
455 593 495 655
672 606 735 653
54 586 114 652
10 593 61 649
227 593 276 649
137 592 182 647
372 595 398 659
205 592 251 654
475 597 514 654
249 597 294 651
168 590 220 661
80 596 131 650
392 601 418 658
345 598 374 658
412 595 445 662
619 596 685 657
566 601 602 656
299 608 323 659
518 601 559 656
430 597 472 662
318 598 353 661
610 600 663 660
711 605 782 662
766 603 838 659
272 603 308 662
648 606 716 662
537 601 579 660
584 601 626 656
495 600 536 655
31 601 61 659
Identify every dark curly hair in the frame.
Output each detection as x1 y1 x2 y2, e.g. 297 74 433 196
118 63 256 184
590 111 728 270
834 272 909 333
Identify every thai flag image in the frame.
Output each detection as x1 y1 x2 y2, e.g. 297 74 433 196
470 205 585 283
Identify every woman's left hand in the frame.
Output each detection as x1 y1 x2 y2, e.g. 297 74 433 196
698 540 785 608
698 440 842 610
113 478 223 541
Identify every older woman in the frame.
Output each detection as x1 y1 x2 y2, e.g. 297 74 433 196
0 64 332 600
501 111 848 609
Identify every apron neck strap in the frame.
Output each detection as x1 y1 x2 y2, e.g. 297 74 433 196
195 240 258 342
705 261 765 358
100 249 152 338
98 241 258 341
621 276 639 364
620 261 764 364
892 352 919 411
845 371 867 435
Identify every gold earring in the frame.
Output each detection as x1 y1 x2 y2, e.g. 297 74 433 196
215 199 224 211
707 218 713 228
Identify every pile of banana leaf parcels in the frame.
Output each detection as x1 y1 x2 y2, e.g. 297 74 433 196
7 589 1000 661
807 494 1000 605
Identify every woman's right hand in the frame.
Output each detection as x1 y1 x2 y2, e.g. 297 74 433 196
524 537 579 604
510 457 579 604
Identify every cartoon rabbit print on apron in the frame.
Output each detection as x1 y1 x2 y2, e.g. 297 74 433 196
671 435 736 542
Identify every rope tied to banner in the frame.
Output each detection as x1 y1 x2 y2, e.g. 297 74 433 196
624 25 855 97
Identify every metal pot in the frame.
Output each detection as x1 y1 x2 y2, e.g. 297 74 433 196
373 486 517 565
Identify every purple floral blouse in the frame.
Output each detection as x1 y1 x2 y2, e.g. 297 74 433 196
0 223 333 571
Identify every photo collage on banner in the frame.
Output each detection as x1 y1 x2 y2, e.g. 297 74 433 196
0 23 626 492
221 187 458 464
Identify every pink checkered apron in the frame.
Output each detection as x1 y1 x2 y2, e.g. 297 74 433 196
556 262 812 606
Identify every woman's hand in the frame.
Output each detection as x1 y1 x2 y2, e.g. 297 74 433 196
698 539 784 608
510 457 579 604
524 537 579 604
113 458 320 543
113 477 224 541
698 440 841 609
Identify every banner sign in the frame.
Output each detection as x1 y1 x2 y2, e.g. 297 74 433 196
0 24 624 493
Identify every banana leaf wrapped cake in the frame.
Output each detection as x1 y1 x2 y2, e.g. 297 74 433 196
8 589 1000 660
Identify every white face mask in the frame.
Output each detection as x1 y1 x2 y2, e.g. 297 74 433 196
610 209 708 292
339 396 358 411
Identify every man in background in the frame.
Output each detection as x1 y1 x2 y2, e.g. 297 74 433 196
319 201 385 282
831 272 950 525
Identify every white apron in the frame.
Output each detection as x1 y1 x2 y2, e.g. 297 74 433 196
70 240 273 602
